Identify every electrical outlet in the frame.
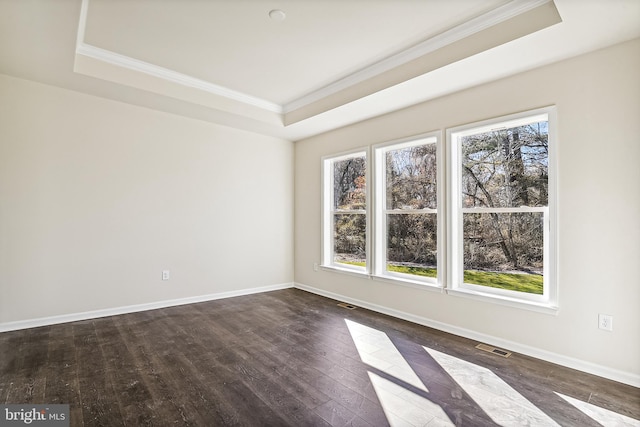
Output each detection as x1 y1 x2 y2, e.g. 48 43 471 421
313 263 319 272
598 314 613 331
162 270 170 281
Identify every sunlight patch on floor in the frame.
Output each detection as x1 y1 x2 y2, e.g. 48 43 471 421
368 372 453 426
555 392 640 427
345 319 427 392
424 346 561 426
344 318 635 427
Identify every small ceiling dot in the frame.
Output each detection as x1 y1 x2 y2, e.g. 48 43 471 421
269 9 286 22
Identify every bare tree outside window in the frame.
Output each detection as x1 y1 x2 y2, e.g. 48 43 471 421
323 109 555 306
460 121 548 294
385 143 437 277
332 156 366 266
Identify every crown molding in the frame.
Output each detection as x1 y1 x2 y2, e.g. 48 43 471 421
75 0 282 114
282 0 553 114
75 0 552 120
76 0 89 49
75 43 283 114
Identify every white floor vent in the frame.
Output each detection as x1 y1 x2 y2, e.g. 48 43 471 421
476 343 512 358
337 302 357 310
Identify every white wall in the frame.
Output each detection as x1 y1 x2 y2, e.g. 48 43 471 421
0 74 294 324
295 39 640 384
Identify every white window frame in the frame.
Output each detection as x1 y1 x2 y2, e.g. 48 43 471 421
320 108 557 313
321 149 370 274
446 107 558 311
372 133 444 288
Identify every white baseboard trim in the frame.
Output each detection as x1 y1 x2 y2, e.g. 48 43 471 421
294 282 640 388
0 282 294 333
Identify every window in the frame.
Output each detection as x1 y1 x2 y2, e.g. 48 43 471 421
321 107 556 310
448 108 556 307
322 150 368 271
322 135 441 285
374 136 441 284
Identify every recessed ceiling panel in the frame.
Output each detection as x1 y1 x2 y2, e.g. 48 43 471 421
83 0 506 105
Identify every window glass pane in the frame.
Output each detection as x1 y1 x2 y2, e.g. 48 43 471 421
463 212 543 294
461 121 548 208
386 144 437 210
333 156 366 210
387 213 437 278
334 213 366 267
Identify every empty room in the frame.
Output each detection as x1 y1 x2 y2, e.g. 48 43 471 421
1 0 639 425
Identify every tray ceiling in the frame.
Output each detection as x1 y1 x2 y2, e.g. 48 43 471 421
1 0 639 140
82 0 507 106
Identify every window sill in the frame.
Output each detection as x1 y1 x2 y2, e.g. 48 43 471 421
320 264 369 279
320 265 443 293
372 274 443 293
446 287 559 315
320 265 558 314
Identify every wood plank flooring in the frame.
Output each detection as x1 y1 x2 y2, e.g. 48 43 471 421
1 288 638 426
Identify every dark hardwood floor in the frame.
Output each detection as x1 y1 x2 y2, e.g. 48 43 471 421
1 288 638 426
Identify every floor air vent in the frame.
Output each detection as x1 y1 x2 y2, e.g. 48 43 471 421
476 343 512 358
337 302 357 310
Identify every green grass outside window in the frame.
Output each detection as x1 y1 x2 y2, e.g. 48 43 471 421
337 261 543 294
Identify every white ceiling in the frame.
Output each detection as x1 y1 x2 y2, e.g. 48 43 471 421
83 0 507 106
1 0 639 141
